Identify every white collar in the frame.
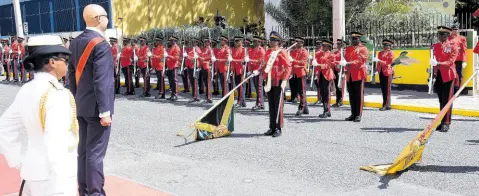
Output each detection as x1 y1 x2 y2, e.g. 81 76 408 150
35 72 60 82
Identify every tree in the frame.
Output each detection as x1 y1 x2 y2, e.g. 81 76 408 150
456 0 479 30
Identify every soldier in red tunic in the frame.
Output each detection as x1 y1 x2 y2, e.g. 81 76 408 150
110 37 120 94
373 39 395 111
473 8 479 54
261 31 292 137
199 38 214 103
244 37 253 98
215 35 231 97
344 32 368 122
332 39 346 107
448 25 467 94
166 36 181 101
288 38 299 103
1 39 11 83
290 37 310 116
151 36 166 99
314 40 323 104
250 35 266 110
314 40 336 118
231 36 247 107
185 38 202 103
120 37 135 95
431 26 459 132
137 36 151 97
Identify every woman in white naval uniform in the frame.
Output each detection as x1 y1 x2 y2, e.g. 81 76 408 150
0 35 77 196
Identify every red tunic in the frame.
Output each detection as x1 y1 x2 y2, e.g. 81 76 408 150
263 48 292 87
316 50 335 81
166 44 181 70
448 34 467 62
474 41 479 54
120 46 133 67
376 50 394 76
344 45 368 82
433 40 459 83
216 45 231 73
332 50 341 72
290 48 309 77
3 45 10 64
213 48 220 72
248 46 265 71
199 46 213 70
314 50 324 75
111 43 118 62
231 47 246 75
185 47 202 69
137 45 149 68
151 45 165 71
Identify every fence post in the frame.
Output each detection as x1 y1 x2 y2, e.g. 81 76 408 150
49 0 54 32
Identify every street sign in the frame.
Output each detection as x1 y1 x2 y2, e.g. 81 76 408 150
23 22 28 35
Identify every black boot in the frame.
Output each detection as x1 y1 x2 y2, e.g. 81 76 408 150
272 128 282 137
264 129 274 136
353 116 361 122
379 107 386 111
319 104 331 118
345 115 355 121
440 125 449 132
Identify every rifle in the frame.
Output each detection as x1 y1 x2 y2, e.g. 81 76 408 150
337 37 346 90
116 45 121 79
427 43 435 95
371 39 377 84
193 46 198 79
309 26 315 88
226 48 232 83
243 26 248 79
207 29 215 82
133 46 138 77
162 46 167 77
180 44 186 75
147 47 152 77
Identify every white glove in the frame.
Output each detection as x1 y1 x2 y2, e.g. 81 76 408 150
462 62 467 68
9 49 12 54
308 55 313 60
228 56 233 62
211 56 217 62
18 51 22 55
281 80 287 89
164 51 168 58
373 57 380 62
429 58 438 67
147 51 152 57
194 54 199 59
133 56 138 61
183 52 188 57
253 70 259 76
312 60 319 67
339 60 347 67
289 56 294 62
244 56 250 63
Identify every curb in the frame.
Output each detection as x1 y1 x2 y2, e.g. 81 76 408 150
121 81 479 117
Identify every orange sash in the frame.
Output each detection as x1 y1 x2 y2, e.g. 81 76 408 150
75 37 104 86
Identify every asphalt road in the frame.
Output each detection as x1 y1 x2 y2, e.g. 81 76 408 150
1 83 478 196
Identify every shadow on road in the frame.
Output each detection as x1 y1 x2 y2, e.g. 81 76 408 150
361 127 423 133
465 140 479 145
409 164 479 174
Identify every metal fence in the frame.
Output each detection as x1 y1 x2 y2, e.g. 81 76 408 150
271 12 475 49
0 0 111 36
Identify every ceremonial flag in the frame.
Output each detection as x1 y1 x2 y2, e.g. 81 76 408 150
361 71 478 176
392 51 419 66
194 93 235 140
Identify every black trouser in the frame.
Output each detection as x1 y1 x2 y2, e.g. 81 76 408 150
454 61 463 93
200 69 212 100
213 72 220 94
228 74 234 92
289 77 298 101
155 70 166 96
198 69 205 94
219 72 229 96
434 72 454 125
3 61 10 81
234 74 246 105
167 68 179 97
347 75 365 117
11 59 19 81
114 67 120 92
188 68 198 99
315 76 321 101
333 69 343 103
295 75 308 112
134 65 140 87
246 76 252 97
319 73 331 113
267 86 284 130
140 67 151 94
121 65 134 93
182 68 190 91
18 60 26 82
379 72 392 108
252 74 264 107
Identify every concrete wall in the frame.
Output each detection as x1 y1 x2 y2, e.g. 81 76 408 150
112 0 265 36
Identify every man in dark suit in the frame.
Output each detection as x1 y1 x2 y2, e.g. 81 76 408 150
68 4 114 196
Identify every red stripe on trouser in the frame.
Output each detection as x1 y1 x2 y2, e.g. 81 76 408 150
143 69 147 93
207 71 211 99
328 81 331 112
445 82 454 124
258 75 263 106
359 79 364 116
6 61 11 80
13 60 17 79
127 66 131 92
238 75 243 103
341 78 345 101
194 74 197 99
316 77 321 100
175 68 179 95
301 77 306 112
223 72 228 96
386 75 391 107
160 73 164 94
279 92 284 128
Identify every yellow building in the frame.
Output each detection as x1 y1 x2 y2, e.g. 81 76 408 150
112 0 265 36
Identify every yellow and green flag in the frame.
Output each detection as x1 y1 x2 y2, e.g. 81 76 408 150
194 93 235 141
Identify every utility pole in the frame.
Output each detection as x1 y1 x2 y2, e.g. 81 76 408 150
332 0 345 45
13 0 24 38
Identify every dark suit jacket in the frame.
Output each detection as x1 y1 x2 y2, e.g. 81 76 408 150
68 29 115 117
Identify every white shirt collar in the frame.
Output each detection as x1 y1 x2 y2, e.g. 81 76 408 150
35 72 59 82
